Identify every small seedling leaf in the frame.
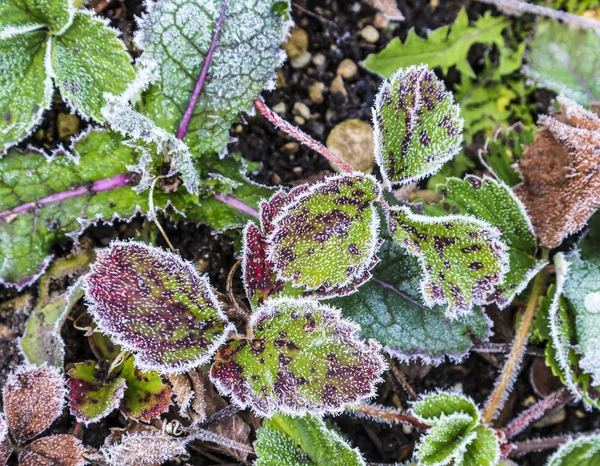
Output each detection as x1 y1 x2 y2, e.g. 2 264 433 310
387 206 508 317
19 434 87 466
415 414 477 466
51 12 134 122
373 65 463 188
545 433 600 466
459 425 500 466
0 31 52 149
83 241 232 375
411 391 479 426
67 361 126 425
255 413 365 466
3 364 66 444
210 298 386 416
0 0 74 38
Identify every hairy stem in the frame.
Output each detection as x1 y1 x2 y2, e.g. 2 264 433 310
176 0 229 139
254 98 355 174
350 404 430 430
476 0 600 34
385 355 418 401
483 254 549 424
511 432 600 456
214 193 259 218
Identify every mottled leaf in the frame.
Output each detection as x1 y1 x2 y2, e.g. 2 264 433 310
120 357 172 422
546 433 600 466
373 65 463 188
526 20 600 105
266 173 381 293
416 414 477 466
332 237 492 364
0 31 52 149
210 298 386 416
19 435 87 466
255 413 365 466
0 0 74 37
364 9 508 79
67 361 126 425
51 12 134 121
134 0 290 157
387 206 508 317
514 96 600 247
84 241 233 374
2 364 65 444
412 391 478 426
422 176 544 308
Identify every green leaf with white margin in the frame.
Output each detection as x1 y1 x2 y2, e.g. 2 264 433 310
210 298 386 416
67 361 127 425
546 433 600 466
415 414 477 466
411 391 478 427
332 236 492 364
0 0 74 38
526 20 600 105
387 206 508 317
51 12 134 122
458 425 500 466
421 176 545 309
255 414 365 466
372 65 463 189
0 31 52 149
134 0 291 157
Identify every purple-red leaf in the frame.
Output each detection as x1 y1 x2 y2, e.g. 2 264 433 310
19 435 87 466
0 415 11 466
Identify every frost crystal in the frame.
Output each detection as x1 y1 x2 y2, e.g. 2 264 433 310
19 435 87 466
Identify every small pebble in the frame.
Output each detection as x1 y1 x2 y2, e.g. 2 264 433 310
325 109 337 122
312 53 326 68
337 58 358 80
326 119 374 173
281 142 300 154
271 173 282 185
282 26 308 58
293 166 303 175
373 12 389 29
291 51 312 69
330 75 347 104
533 408 566 429
234 124 243 133
196 259 210 273
402 424 413 435
309 82 325 104
294 115 306 125
57 113 80 140
360 25 380 43
293 102 311 120
523 396 537 407
272 102 287 115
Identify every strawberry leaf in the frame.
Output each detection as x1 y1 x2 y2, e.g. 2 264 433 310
546 433 600 466
0 0 74 37
387 206 508 317
19 435 87 466
416 414 477 466
210 298 386 416
83 241 233 374
373 65 463 188
412 391 478 426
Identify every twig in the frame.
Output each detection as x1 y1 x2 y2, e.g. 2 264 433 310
254 98 355 174
292 2 334 25
148 176 177 253
350 404 430 431
386 355 417 401
226 259 251 322
198 404 242 428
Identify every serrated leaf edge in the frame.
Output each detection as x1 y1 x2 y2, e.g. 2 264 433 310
68 371 127 426
545 433 600 466
409 388 480 425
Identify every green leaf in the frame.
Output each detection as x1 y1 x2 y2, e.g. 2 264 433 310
84 241 233 374
51 12 134 121
135 0 290 157
0 31 52 149
364 9 508 79
119 357 172 422
373 65 463 188
210 298 386 416
459 425 500 466
0 0 74 37
422 176 545 308
332 237 492 364
412 391 479 427
266 173 381 292
546 433 600 466
387 206 508 317
526 20 600 105
67 361 127 425
415 414 477 466
255 414 365 466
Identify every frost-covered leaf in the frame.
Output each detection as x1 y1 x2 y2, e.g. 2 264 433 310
120 357 172 422
332 237 492 364
546 433 600 466
67 361 126 425
210 298 385 416
51 12 134 121
255 413 365 466
514 96 600 247
2 364 65 444
459 425 500 466
0 31 52 149
422 176 544 308
364 9 508 79
412 391 478 426
478 124 535 187
415 414 477 466
387 206 508 317
0 0 74 37
83 241 233 374
19 435 87 466
266 174 381 293
526 20 600 105
0 414 11 466
373 65 463 188
133 0 290 157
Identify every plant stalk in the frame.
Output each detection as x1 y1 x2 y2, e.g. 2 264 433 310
350 404 430 430
214 193 259 218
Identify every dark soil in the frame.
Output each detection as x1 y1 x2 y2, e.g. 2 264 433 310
1 0 598 465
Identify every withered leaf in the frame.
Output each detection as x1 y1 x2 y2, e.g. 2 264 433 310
19 435 87 466
514 97 600 247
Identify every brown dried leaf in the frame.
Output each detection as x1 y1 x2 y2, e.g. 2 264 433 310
168 374 195 418
364 0 404 20
514 96 600 247
18 435 87 466
0 415 11 466
3 365 65 444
